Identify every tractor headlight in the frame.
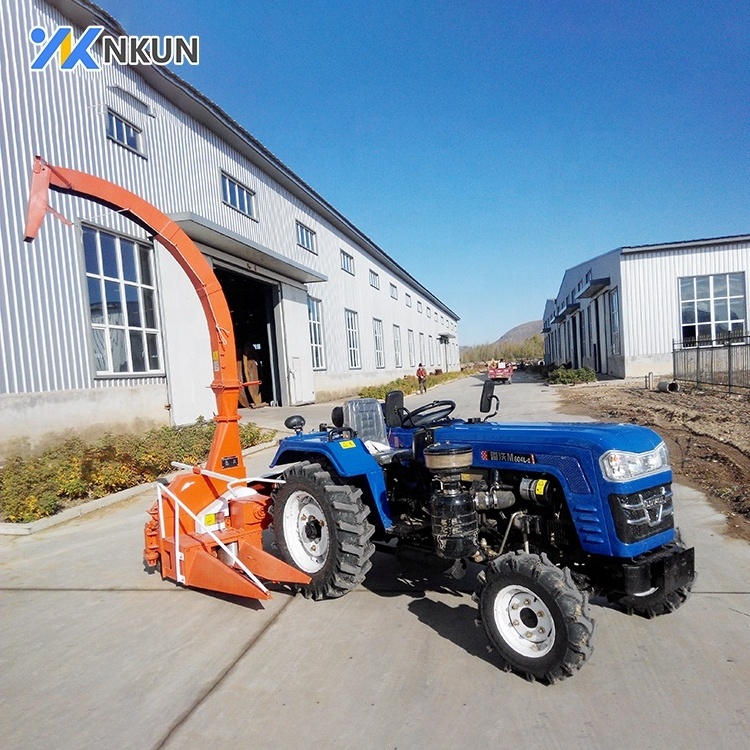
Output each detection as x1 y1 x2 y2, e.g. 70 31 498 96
599 442 669 482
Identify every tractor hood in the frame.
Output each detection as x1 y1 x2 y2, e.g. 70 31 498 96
435 420 666 457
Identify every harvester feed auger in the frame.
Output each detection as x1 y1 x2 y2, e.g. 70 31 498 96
24 156 310 600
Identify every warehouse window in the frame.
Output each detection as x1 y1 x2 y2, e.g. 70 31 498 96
82 225 162 375
405 293 412 308
407 329 416 367
221 173 256 219
373 319 385 368
680 272 746 345
296 222 316 254
106 109 142 153
419 332 425 363
307 297 325 370
340 249 355 275
393 325 402 368
428 335 434 366
417 301 423 314
345 309 361 369
390 283 398 300
369 269 380 289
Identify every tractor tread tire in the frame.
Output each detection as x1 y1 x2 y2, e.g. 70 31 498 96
272 461 374 601
473 551 595 684
615 583 693 618
609 540 695 618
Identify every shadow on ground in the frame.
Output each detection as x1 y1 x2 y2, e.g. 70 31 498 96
361 550 501 668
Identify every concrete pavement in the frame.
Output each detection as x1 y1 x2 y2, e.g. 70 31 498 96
1 375 749 749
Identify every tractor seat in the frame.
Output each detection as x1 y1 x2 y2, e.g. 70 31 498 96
337 398 412 465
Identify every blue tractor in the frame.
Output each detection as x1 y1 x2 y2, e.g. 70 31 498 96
268 382 695 683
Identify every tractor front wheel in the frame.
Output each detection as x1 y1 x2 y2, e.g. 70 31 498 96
272 461 374 600
615 583 693 618
608 537 695 618
474 551 595 683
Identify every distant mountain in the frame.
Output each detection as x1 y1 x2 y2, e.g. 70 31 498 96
459 320 543 359
493 320 543 346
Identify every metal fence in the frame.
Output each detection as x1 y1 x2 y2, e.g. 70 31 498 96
673 335 750 392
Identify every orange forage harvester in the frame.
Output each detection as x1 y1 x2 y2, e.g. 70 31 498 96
24 157 309 600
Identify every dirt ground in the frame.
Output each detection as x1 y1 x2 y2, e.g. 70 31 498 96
559 381 750 542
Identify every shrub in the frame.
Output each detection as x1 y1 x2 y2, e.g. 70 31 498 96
547 367 598 385
0 454 61 522
358 370 466 400
0 419 274 523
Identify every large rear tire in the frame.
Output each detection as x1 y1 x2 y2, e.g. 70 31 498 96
272 461 375 600
474 551 595 683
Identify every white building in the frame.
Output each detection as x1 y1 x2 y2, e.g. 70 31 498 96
543 236 749 378
0 0 460 452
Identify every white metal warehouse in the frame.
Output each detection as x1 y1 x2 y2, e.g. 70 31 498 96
0 0 460 453
543 235 749 378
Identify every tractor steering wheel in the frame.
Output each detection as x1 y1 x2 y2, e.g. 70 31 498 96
398 400 456 428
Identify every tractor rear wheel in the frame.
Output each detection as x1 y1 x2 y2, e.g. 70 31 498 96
272 461 375 600
474 551 595 683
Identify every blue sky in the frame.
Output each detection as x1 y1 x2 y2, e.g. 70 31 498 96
92 0 749 345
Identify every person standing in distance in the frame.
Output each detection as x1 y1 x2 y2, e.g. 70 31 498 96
416 363 427 393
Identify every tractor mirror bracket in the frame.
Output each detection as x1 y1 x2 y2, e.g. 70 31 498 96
479 380 499 419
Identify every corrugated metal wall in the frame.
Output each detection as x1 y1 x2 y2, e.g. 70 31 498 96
2 1 80 394
1 0 169 396
1 0 460 420
621 240 750 357
543 239 748 378
543 249 622 373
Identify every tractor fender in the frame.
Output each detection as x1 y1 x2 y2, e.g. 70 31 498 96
270 437 393 529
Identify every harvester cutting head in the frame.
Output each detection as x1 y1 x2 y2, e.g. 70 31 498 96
143 464 310 600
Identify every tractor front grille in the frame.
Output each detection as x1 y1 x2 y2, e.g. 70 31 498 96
608 483 674 543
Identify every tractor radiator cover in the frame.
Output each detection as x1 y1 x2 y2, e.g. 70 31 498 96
608 483 674 544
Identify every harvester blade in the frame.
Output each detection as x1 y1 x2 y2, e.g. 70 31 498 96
238 540 312 585
182 546 271 600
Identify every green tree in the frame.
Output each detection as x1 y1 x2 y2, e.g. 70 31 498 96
460 334 544 365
